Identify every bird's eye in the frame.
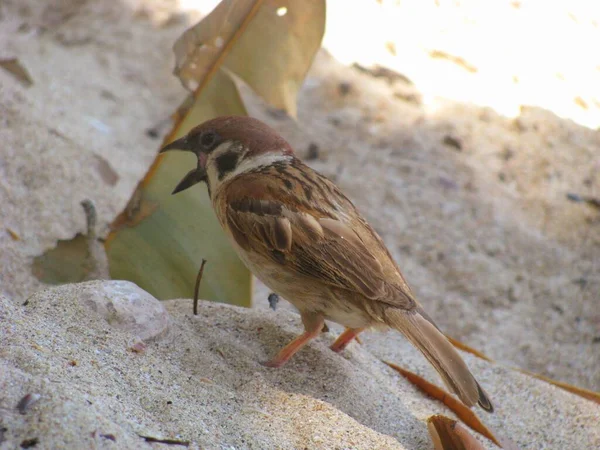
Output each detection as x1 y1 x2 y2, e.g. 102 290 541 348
200 132 216 148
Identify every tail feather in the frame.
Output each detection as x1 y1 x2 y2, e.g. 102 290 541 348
386 308 493 412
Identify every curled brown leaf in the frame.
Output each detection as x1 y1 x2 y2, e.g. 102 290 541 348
445 336 600 405
173 0 264 92
384 361 501 447
427 414 485 450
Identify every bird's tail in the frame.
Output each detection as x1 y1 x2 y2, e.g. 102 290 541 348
385 307 493 412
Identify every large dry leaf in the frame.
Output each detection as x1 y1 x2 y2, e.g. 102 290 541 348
384 361 502 447
174 0 325 117
427 415 486 450
106 69 251 304
174 0 261 91
106 1 326 305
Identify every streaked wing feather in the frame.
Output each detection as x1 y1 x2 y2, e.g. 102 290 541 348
221 162 416 310
226 191 413 309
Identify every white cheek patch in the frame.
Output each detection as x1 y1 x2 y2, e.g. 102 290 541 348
208 150 293 194
225 152 292 181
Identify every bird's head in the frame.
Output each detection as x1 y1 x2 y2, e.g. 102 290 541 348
160 116 294 195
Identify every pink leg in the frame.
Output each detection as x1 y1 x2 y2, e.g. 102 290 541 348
262 313 325 368
330 327 365 353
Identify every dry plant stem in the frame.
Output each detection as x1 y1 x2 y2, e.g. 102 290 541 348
262 313 325 368
81 199 97 240
79 199 111 281
138 435 190 447
330 327 365 352
193 259 207 315
447 335 600 404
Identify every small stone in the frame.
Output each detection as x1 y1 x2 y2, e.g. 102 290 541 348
25 281 169 341
268 293 279 311
81 281 169 341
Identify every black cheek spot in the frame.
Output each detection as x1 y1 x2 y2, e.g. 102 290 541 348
272 250 286 265
216 152 239 180
283 179 293 190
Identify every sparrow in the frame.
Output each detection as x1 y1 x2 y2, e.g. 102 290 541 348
160 116 493 412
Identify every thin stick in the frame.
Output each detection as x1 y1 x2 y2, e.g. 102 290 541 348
138 435 190 447
193 259 207 315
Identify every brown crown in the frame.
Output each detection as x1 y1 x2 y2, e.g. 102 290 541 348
188 116 295 157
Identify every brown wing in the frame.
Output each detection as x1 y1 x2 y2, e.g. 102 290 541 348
221 160 416 310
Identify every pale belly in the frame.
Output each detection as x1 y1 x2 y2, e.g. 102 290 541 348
232 241 372 329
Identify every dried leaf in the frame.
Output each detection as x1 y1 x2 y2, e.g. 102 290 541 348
32 200 108 284
0 58 33 87
106 70 252 304
446 336 600 404
6 228 20 241
428 415 485 450
428 50 478 73
107 1 325 305
515 369 600 405
174 0 325 117
384 361 501 447
174 0 262 91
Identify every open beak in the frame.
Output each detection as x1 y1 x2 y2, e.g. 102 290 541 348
160 136 207 194
171 166 207 194
160 135 190 153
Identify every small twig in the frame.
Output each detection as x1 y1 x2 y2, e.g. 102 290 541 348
80 199 110 280
193 259 207 315
80 199 97 239
138 435 190 447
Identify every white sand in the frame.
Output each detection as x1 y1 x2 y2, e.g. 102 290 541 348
1 0 599 448
1 281 599 449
